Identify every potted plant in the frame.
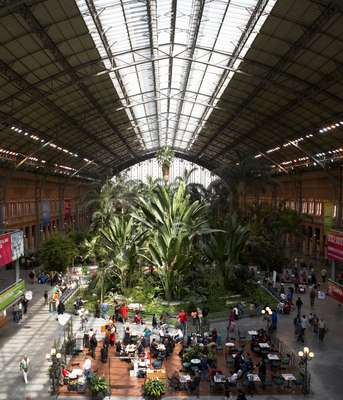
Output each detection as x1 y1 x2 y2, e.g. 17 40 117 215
156 146 174 183
88 374 110 400
142 378 166 400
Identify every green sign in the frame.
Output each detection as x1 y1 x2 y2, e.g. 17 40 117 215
0 279 25 311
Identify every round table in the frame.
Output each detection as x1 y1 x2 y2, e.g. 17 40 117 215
191 358 201 365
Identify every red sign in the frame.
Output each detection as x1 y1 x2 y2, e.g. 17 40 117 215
0 234 12 267
327 230 343 262
328 279 343 304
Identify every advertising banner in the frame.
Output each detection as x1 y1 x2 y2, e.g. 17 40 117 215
11 230 24 260
0 279 25 311
327 230 343 262
41 200 51 225
0 234 12 268
328 279 343 304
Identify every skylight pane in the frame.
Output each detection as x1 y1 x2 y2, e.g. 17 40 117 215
76 0 277 152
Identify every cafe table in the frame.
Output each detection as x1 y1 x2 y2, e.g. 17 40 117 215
225 342 235 359
267 353 280 360
258 342 270 349
191 358 201 365
248 330 258 336
179 374 191 383
157 344 166 351
213 374 226 384
68 368 83 379
247 373 261 382
282 373 296 388
126 344 137 353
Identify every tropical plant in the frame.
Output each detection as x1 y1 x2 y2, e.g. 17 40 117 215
82 234 113 302
204 214 250 287
39 233 77 273
156 146 174 182
142 378 166 400
132 180 214 300
99 215 145 292
88 374 110 399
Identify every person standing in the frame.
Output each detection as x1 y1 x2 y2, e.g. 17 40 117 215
318 318 327 342
258 359 267 389
310 287 316 308
89 332 98 359
57 301 65 315
29 270 35 285
120 303 128 322
95 300 100 318
152 313 158 329
271 310 278 331
178 309 187 337
299 315 307 343
19 355 30 384
21 297 29 315
296 297 303 316
321 268 327 283
44 290 48 305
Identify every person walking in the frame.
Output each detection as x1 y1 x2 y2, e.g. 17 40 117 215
19 355 30 384
321 268 327 283
44 290 48 305
299 315 307 343
296 297 303 316
21 297 29 315
310 287 316 308
271 310 278 331
318 318 327 342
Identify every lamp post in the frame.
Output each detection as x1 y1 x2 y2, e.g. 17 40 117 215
298 346 314 394
46 348 62 394
261 307 273 331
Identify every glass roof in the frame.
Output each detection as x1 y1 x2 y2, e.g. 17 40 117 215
76 0 277 151
121 157 216 187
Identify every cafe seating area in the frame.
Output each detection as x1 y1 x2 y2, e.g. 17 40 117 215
58 320 306 397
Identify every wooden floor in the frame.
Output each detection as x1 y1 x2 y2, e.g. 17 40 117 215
59 340 303 397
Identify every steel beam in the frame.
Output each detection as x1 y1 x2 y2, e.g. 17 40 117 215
197 2 339 157
17 4 136 158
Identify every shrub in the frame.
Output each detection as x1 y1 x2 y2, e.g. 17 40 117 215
142 378 166 399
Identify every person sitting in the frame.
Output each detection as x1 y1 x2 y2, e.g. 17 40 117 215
123 327 131 346
137 339 145 356
134 311 143 325
210 328 218 343
62 366 71 379
174 327 184 343
150 338 159 358
189 371 201 396
83 357 92 379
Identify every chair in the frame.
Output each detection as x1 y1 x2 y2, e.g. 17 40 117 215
280 356 290 370
273 375 285 390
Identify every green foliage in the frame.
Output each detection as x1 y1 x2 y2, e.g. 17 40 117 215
88 374 109 395
39 233 77 273
132 180 214 300
156 146 174 168
142 378 166 399
204 214 249 286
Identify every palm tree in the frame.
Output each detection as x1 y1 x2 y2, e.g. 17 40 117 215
99 215 145 292
204 214 250 287
132 180 213 301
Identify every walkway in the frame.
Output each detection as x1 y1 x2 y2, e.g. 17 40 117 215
211 281 343 400
0 281 69 400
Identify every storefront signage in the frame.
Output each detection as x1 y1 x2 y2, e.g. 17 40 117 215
0 279 25 311
328 279 343 304
0 234 12 268
327 230 343 262
0 231 24 268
